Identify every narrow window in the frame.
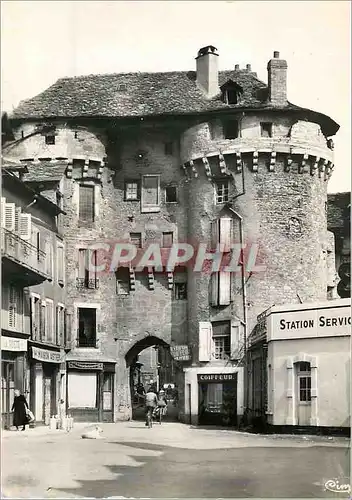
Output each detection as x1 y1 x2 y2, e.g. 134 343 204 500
297 362 312 402
45 133 55 145
212 321 231 360
46 300 54 343
45 241 53 277
223 120 239 139
215 180 229 204
173 282 187 300
162 232 173 248
32 296 41 340
56 305 65 346
116 267 130 296
130 233 142 248
165 186 177 203
79 185 95 222
124 180 140 201
57 244 64 284
40 301 46 341
103 373 113 410
164 142 173 156
8 285 18 329
226 89 238 104
77 308 97 348
141 175 160 212
260 122 272 138
77 249 98 288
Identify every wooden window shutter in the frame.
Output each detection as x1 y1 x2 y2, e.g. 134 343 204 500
219 271 231 305
8 285 17 328
57 246 64 282
198 321 212 361
19 214 31 240
88 249 97 280
1 197 6 227
15 207 22 233
210 272 219 306
230 319 241 360
78 249 86 279
211 219 219 248
219 218 233 252
4 203 15 231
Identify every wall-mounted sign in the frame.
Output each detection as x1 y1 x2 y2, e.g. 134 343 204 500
170 345 190 361
2 336 27 352
32 346 64 364
67 361 103 371
197 373 237 383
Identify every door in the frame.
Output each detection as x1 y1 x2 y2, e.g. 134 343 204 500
1 362 15 429
296 362 311 426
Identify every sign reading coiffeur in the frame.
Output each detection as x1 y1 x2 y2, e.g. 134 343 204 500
197 373 236 383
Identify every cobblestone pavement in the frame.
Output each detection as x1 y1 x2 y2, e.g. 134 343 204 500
2 421 350 498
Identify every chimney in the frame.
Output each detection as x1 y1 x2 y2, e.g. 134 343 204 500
246 64 251 71
196 45 219 98
267 51 288 105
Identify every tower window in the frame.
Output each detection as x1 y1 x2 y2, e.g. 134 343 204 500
223 120 239 139
215 180 229 204
162 232 173 248
165 186 177 203
130 232 142 248
79 185 95 222
261 122 273 138
45 133 55 145
125 180 140 201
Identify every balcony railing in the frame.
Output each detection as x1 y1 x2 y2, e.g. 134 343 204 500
76 277 100 290
1 229 49 281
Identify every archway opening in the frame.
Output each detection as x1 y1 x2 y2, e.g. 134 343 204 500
125 336 180 421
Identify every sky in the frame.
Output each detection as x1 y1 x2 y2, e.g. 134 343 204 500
1 0 350 193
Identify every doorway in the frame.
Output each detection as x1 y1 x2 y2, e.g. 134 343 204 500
198 374 237 426
1 361 15 429
296 362 312 426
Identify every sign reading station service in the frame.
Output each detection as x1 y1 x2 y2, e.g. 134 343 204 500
270 303 351 341
197 373 237 383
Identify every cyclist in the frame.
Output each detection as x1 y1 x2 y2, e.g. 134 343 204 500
144 386 158 427
155 389 168 421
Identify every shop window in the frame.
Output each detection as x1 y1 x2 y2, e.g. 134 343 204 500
124 180 140 201
214 179 229 204
116 267 130 295
130 232 142 248
77 308 97 348
141 175 160 213
165 186 178 203
223 120 239 140
162 232 173 248
212 321 231 360
173 282 187 300
261 122 272 138
68 372 98 408
79 185 95 222
77 249 99 289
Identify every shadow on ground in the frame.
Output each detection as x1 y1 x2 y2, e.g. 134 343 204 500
54 441 350 499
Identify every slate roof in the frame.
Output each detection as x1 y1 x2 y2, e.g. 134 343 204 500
11 68 339 135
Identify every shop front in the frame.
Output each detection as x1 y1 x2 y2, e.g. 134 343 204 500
66 360 115 423
1 335 28 429
29 345 65 425
184 366 244 426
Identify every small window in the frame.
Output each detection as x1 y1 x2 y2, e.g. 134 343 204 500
45 133 55 145
173 282 187 300
223 120 239 139
298 362 311 373
162 232 173 248
130 233 142 248
299 376 311 402
125 180 140 201
261 122 272 138
165 186 177 203
79 185 95 222
78 308 97 348
215 180 229 204
141 175 160 212
116 267 130 296
165 142 173 155
212 320 231 360
225 89 238 104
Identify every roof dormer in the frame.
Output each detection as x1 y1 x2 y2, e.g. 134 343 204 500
220 80 243 105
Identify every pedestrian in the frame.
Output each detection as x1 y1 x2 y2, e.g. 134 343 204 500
157 389 168 416
144 386 158 426
12 389 29 431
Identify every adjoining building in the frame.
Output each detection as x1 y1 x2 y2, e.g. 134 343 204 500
4 45 340 425
248 298 351 434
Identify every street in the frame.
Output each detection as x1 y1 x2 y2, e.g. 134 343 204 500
2 422 350 498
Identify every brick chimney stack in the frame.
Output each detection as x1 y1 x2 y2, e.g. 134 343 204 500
196 45 219 98
267 51 288 105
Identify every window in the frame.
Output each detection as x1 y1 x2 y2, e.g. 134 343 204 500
57 244 65 284
210 272 232 306
130 233 142 248
8 285 22 330
223 120 239 139
46 299 54 343
297 362 311 403
45 133 55 145
211 218 233 252
77 249 99 289
225 89 238 104
261 122 272 138
141 175 160 213
31 295 41 340
56 305 65 346
162 232 173 248
125 180 140 201
164 142 173 156
79 185 95 222
173 282 187 300
45 241 53 277
40 301 46 341
212 321 231 360
68 372 98 408
103 373 113 410
116 267 130 296
77 308 97 348
215 180 229 204
165 186 178 203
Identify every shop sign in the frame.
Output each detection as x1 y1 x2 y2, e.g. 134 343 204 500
170 345 190 361
1 336 27 352
67 361 103 370
197 373 237 383
32 346 64 364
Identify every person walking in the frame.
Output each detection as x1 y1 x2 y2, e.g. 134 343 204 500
12 389 29 431
144 386 158 427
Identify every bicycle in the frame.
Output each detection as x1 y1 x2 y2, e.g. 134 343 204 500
146 407 153 428
153 406 163 425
